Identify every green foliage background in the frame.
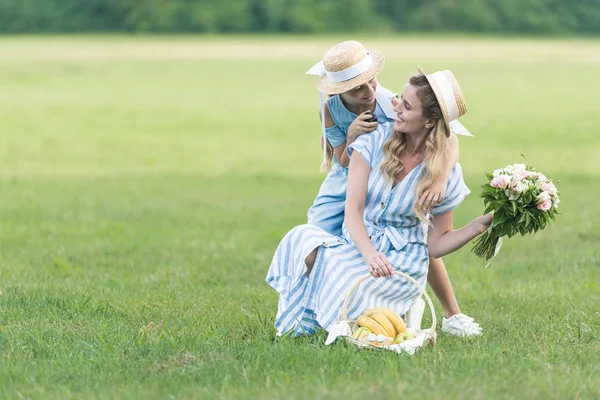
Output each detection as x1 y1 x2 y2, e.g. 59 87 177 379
0 0 599 34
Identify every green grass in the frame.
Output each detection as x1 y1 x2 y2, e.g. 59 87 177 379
0 36 599 399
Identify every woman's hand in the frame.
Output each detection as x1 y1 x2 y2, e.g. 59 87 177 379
347 111 378 142
365 252 394 278
420 179 448 211
471 212 494 235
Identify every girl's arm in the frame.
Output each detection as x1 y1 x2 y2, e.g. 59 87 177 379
319 103 349 167
345 152 394 277
420 134 460 210
320 104 377 168
427 210 493 259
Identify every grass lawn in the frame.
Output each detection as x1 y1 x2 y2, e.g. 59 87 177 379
0 36 599 399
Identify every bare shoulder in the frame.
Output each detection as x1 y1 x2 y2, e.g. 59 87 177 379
318 101 335 128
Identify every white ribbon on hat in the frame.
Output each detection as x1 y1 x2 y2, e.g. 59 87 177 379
427 71 473 137
449 120 472 137
306 55 373 82
375 85 397 120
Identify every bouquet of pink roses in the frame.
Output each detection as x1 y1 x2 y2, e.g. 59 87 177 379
472 163 560 261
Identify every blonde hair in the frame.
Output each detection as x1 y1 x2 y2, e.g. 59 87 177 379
320 140 334 172
380 74 451 223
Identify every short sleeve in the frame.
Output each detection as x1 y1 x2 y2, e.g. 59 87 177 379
432 163 471 215
325 125 347 148
347 123 392 167
347 131 375 166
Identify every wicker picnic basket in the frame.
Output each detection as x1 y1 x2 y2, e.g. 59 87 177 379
327 271 437 353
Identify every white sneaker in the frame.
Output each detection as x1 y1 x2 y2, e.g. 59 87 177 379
442 313 482 337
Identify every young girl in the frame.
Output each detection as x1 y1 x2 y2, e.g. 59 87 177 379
305 41 481 337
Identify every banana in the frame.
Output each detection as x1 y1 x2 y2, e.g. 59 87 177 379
356 315 386 336
351 326 372 339
365 307 406 335
368 312 396 337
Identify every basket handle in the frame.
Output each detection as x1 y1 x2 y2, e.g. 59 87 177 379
339 271 437 336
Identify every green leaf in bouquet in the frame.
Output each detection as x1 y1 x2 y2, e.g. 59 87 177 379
485 173 494 180
506 224 519 238
493 208 508 221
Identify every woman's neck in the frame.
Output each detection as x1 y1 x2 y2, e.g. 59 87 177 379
404 131 428 155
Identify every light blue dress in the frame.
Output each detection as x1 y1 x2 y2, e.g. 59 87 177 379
267 123 470 335
306 92 396 236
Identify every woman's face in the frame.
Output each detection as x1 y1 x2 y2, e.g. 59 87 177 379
340 78 378 106
393 84 428 134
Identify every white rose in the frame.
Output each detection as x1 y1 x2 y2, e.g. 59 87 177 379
515 181 529 193
500 174 512 185
535 180 544 190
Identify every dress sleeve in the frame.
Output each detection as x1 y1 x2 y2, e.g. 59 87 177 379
432 163 471 215
347 131 377 167
325 125 347 148
347 124 391 167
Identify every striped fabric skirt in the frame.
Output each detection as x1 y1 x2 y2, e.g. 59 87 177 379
266 224 429 335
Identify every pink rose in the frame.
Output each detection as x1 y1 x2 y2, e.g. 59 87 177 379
537 198 552 211
536 191 552 212
490 176 506 189
519 170 533 179
542 182 557 196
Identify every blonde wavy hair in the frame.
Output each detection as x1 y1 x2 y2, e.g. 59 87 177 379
321 139 335 172
380 74 451 223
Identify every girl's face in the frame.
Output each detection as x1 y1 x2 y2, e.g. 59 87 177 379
393 84 429 134
340 78 378 107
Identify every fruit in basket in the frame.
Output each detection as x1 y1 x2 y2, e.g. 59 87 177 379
351 326 372 339
356 315 387 335
365 307 407 335
367 312 396 337
393 332 417 344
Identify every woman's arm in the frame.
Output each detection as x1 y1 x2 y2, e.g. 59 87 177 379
427 211 493 259
345 152 394 277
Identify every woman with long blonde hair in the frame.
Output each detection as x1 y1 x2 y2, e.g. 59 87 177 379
266 67 492 336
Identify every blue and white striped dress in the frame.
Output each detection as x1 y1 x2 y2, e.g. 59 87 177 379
267 123 470 335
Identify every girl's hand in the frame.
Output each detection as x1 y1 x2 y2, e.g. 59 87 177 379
347 111 379 141
420 179 448 211
365 252 394 278
472 212 494 235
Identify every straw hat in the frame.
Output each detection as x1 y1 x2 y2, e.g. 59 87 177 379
416 66 471 136
308 41 385 95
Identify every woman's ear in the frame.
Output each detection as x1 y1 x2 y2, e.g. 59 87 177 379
425 120 435 129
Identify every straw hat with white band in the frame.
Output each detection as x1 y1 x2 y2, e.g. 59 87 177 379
416 66 473 137
307 41 385 95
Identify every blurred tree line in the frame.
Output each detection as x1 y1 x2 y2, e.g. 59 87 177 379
0 0 598 34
